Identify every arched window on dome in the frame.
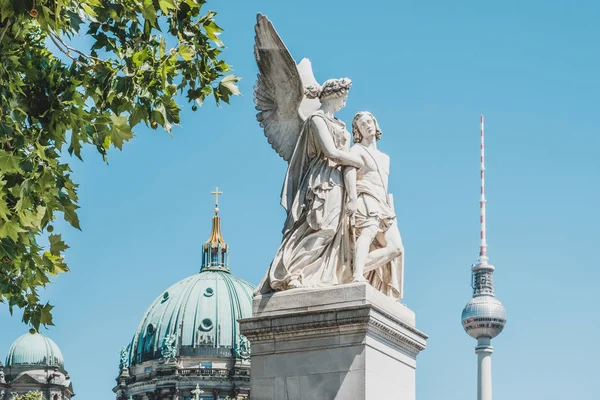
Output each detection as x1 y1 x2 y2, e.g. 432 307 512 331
211 247 219 266
140 323 156 360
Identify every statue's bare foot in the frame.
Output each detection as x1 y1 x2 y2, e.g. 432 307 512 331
287 278 305 289
351 276 368 283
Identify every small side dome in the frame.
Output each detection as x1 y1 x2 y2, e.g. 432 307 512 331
5 333 65 368
461 296 506 339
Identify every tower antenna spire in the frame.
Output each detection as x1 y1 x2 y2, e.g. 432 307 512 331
479 115 487 262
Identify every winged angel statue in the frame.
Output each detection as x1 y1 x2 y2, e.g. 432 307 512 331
253 14 403 299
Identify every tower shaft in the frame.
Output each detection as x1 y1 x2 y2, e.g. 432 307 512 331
476 337 493 400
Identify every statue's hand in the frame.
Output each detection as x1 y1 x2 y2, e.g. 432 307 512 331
347 199 358 216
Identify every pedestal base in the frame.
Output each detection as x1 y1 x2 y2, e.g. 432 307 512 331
239 282 428 400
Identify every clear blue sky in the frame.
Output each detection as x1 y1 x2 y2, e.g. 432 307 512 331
1 0 599 399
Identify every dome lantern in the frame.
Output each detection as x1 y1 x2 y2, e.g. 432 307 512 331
201 187 229 271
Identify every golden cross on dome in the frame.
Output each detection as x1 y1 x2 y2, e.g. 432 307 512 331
211 187 223 214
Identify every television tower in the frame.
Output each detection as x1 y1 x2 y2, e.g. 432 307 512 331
461 115 507 400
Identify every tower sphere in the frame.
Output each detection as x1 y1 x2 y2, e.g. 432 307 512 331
461 295 506 339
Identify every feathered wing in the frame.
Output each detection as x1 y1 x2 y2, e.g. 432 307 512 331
254 14 304 162
297 58 322 119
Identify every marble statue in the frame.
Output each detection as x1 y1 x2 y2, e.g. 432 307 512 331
234 334 251 360
253 14 403 299
118 345 130 370
345 112 404 299
160 334 177 361
253 13 361 294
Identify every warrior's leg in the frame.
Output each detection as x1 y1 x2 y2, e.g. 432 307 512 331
363 221 404 274
353 225 379 282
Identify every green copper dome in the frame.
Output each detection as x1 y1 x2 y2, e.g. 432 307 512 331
5 333 64 368
129 269 254 365
127 197 255 365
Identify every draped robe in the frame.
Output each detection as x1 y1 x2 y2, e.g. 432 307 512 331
256 111 353 293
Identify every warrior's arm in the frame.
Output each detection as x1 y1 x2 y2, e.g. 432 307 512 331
311 117 363 168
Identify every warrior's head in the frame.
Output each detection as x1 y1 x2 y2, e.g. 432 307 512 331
352 111 382 143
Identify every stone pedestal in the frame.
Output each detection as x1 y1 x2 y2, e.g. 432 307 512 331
239 282 428 400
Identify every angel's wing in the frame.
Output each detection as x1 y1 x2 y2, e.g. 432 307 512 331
297 58 321 119
254 14 304 162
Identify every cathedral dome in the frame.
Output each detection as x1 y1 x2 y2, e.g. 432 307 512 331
5 332 64 368
129 269 254 365
116 190 254 400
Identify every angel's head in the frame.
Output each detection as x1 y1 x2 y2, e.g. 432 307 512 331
305 78 352 111
352 112 382 143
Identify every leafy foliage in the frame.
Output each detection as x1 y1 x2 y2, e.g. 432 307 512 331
0 0 240 330
12 392 43 400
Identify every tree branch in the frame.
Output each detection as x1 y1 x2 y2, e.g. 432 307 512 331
49 33 111 65
48 34 88 66
0 19 11 44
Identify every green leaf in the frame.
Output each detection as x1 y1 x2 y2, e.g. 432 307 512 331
40 303 55 326
162 96 181 124
69 130 84 160
0 198 9 222
0 180 9 222
132 48 150 67
141 0 157 25
219 74 241 96
151 108 166 126
204 20 224 47
110 114 134 150
178 44 195 61
63 203 81 230
0 220 25 241
158 0 177 14
49 234 69 256
0 151 22 173
129 104 146 127
19 206 46 229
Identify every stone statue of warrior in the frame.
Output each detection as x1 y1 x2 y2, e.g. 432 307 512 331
345 112 404 300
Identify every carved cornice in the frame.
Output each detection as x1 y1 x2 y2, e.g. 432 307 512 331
368 318 426 357
124 375 250 392
240 304 427 357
